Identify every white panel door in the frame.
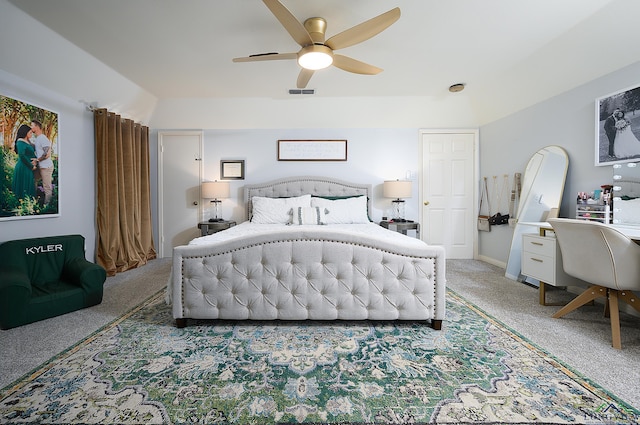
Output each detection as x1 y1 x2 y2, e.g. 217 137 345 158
158 131 203 258
420 130 477 259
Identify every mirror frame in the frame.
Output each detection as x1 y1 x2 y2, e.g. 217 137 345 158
505 145 569 281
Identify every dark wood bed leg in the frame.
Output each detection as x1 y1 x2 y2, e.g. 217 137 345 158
431 320 442 330
176 318 187 328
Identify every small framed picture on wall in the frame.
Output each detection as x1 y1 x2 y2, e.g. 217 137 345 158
220 160 245 180
595 83 640 166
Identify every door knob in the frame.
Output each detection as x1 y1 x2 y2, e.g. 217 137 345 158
193 201 198 206
423 201 430 206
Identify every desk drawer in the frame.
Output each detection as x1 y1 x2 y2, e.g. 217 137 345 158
522 234 555 256
521 252 555 284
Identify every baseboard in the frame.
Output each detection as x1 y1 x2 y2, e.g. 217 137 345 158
476 255 505 269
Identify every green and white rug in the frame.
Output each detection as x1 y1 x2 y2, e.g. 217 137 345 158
1 289 638 424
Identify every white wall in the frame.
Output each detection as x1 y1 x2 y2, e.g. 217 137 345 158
3 0 640 268
0 0 156 260
153 58 640 267
149 96 479 129
0 70 98 258
149 127 429 249
0 1 157 123
478 61 640 266
207 128 419 223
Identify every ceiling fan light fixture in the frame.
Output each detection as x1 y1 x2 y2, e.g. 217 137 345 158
297 45 334 70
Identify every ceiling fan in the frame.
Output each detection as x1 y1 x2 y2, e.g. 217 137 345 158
232 0 401 89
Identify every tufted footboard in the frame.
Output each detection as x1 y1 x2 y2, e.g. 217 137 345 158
171 229 445 329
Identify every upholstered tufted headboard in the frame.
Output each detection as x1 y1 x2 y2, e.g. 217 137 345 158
244 176 372 220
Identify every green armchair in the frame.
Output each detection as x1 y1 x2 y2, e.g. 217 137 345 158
0 234 106 330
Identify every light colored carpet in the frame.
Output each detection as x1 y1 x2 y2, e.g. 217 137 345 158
0 257 172 389
446 259 640 410
1 257 639 411
3 287 638 423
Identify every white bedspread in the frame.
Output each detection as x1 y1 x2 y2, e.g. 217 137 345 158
189 221 425 248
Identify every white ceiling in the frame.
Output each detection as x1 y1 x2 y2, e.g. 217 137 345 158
9 0 640 123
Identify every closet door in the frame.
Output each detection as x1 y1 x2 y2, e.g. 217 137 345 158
158 131 203 257
420 130 478 259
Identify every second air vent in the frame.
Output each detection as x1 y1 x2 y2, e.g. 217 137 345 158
288 89 315 95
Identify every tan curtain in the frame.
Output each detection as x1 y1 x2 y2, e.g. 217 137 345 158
94 109 156 276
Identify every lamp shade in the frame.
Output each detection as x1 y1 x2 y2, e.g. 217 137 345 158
383 180 412 199
202 181 230 199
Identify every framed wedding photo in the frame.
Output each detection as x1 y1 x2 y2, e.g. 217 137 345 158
595 83 640 166
220 160 244 180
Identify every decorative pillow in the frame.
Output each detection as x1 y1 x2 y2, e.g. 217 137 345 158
311 195 362 201
251 194 311 224
291 206 328 225
311 195 370 224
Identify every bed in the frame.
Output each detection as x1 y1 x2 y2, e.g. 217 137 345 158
167 176 446 329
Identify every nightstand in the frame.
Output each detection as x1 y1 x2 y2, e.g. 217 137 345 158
198 220 236 236
379 220 420 239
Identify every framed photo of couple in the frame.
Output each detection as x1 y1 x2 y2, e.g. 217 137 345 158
595 83 640 166
0 94 59 220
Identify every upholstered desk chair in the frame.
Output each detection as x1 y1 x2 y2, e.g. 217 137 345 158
547 218 640 349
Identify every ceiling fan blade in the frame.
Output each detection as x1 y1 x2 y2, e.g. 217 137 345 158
332 54 382 75
263 0 313 47
297 68 315 88
325 7 400 51
233 52 298 62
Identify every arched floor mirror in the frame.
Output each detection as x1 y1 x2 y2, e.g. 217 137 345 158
505 146 569 281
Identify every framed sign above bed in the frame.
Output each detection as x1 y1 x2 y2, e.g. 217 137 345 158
277 140 347 161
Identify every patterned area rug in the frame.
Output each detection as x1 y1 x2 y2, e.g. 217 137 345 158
1 289 638 424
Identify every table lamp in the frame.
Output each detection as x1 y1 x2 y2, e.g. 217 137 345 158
383 180 412 221
202 180 230 222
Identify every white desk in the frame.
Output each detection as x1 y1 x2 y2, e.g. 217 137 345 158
611 224 640 241
519 221 640 305
519 221 552 236
520 221 640 240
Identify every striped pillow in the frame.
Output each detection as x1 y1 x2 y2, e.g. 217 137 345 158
291 206 328 225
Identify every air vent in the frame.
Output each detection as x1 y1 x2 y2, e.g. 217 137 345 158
288 89 315 95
